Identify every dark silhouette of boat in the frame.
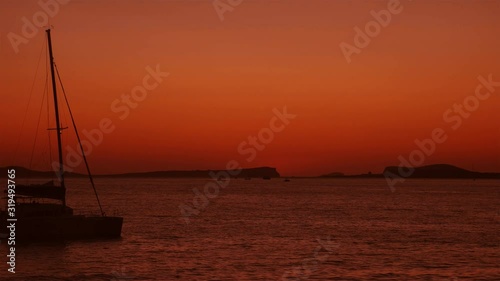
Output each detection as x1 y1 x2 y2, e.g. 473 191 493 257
1 29 122 241
263 176 271 180
284 178 290 182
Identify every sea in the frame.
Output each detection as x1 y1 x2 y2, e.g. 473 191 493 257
1 178 499 280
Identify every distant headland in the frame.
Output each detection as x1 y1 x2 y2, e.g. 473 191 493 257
1 166 281 179
321 164 500 179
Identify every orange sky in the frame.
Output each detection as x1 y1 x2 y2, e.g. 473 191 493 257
1 0 499 176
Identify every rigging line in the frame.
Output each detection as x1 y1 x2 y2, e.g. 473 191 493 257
54 63 105 217
28 75 49 174
13 39 46 163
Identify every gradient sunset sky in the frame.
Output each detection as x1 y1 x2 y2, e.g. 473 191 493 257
1 0 499 176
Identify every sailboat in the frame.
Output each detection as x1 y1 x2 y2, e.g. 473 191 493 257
0 29 123 241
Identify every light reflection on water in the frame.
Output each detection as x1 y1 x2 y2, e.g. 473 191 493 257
1 178 499 280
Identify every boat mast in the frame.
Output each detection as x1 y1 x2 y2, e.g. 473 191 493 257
46 28 66 207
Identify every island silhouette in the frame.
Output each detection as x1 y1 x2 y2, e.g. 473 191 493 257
321 164 500 179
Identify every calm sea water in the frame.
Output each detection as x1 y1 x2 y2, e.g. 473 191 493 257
1 178 499 280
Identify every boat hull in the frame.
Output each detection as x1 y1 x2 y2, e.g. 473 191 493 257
1 215 123 241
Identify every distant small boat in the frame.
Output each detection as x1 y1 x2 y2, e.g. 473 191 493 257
284 178 290 182
263 176 271 180
217 176 229 181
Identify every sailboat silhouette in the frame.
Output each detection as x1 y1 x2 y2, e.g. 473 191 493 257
1 29 123 241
